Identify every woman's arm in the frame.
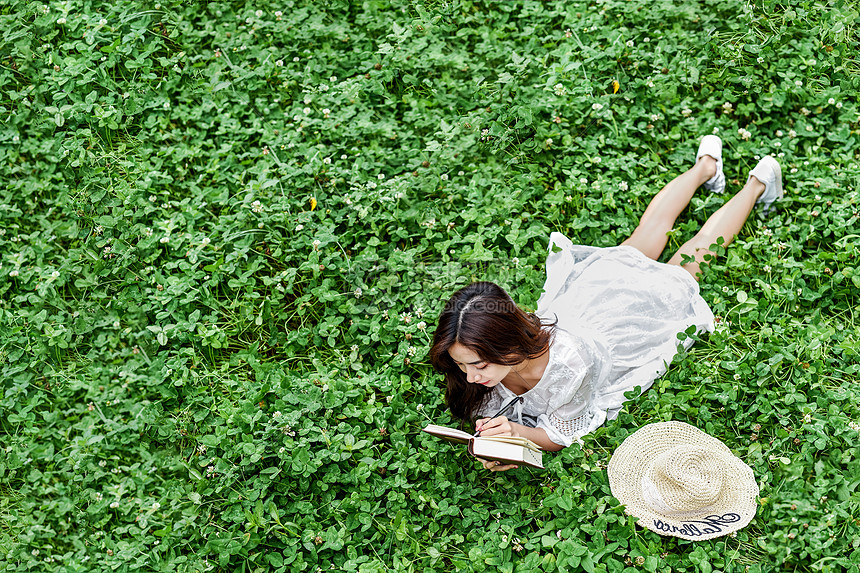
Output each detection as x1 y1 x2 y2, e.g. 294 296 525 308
475 415 565 471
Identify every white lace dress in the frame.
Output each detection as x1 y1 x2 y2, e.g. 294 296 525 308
477 232 715 447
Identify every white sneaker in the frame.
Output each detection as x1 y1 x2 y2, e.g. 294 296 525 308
696 135 725 193
749 156 783 213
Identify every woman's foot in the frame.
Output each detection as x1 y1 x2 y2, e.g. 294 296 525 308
749 156 783 213
696 135 725 194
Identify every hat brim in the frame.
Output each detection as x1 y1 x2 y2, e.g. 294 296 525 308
607 421 759 541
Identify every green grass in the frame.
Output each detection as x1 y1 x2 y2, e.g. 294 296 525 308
1 0 859 571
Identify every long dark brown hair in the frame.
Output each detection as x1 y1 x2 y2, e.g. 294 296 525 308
429 282 555 423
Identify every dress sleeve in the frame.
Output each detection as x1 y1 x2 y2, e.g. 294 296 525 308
474 388 503 420
534 330 610 447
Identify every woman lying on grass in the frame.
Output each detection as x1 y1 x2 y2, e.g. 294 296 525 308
430 136 783 470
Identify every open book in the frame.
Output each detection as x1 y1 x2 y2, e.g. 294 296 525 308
422 424 544 469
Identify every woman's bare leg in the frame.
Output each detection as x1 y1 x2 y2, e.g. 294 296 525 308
621 156 717 260
668 177 766 280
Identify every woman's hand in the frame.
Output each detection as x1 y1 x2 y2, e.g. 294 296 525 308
475 415 519 438
475 416 520 471
478 458 518 471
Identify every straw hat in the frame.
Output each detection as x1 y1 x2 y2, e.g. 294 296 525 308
607 421 759 541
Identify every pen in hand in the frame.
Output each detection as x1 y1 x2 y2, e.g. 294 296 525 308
474 396 524 436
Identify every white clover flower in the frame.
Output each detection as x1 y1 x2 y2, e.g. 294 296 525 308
619 181 629 191
251 200 263 213
644 37 650 42
159 236 169 244
626 40 634 47
789 129 797 138
293 56 300 62
774 141 781 147
592 103 604 111
593 156 601 163
712 127 719 134
649 113 659 121
255 10 263 17
330 76 337 82
323 157 331 164
144 228 153 237
763 265 772 273
275 60 283 67
273 411 282 418
580 177 588 185
794 80 803 87
776 130 784 137
312 239 321 250
275 11 282 17
441 173 448 180
322 108 330 115
554 83 566 96
417 321 426 330
110 501 120 508
800 107 810 115
407 346 416 357
681 108 692 117
152 502 161 510
354 288 362 298
828 97 836 105
378 173 385 180
647 80 655 88
303 107 311 115
57 17 66 24
51 270 60 279
722 102 733 111
803 413 812 424
201 237 210 246
545 138 553 147
836 102 842 108
98 18 107 25
806 125 813 131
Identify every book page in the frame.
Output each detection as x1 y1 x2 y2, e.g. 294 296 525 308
478 436 542 451
470 440 544 469
422 424 473 444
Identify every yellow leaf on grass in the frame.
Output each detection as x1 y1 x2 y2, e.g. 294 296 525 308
310 197 317 211
612 80 620 94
